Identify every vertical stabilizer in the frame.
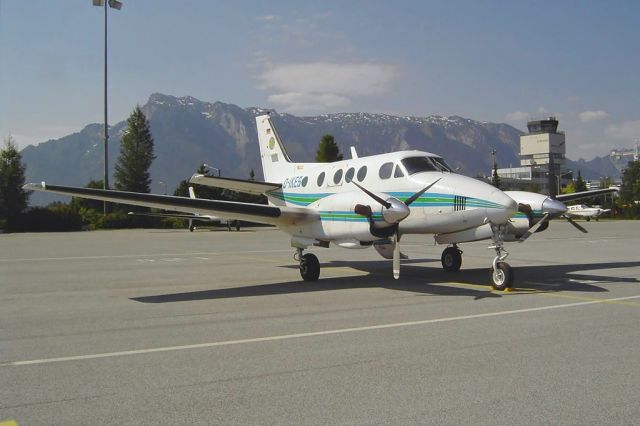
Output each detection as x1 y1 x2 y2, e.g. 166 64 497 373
255 114 292 182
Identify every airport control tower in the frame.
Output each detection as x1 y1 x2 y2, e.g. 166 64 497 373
520 117 566 197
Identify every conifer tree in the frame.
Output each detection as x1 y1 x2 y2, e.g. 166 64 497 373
574 170 587 193
114 106 156 193
315 134 343 162
0 136 30 231
620 160 640 205
491 162 502 189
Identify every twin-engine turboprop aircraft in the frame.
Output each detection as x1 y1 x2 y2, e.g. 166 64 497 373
24 114 614 290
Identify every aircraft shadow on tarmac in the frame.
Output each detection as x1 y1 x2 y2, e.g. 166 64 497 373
131 260 640 304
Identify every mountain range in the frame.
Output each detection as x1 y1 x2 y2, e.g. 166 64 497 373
20 93 620 205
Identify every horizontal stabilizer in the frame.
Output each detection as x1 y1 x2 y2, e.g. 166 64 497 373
189 174 281 195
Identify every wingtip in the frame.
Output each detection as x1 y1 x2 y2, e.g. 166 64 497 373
23 181 46 190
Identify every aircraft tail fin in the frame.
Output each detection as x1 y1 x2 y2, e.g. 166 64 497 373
188 186 196 199
255 114 293 182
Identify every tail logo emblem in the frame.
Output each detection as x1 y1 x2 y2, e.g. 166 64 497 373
268 137 276 150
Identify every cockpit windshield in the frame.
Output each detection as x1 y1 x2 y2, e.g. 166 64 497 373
401 157 438 175
401 156 454 175
431 156 454 172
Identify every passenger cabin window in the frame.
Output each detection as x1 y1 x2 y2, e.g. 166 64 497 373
357 166 367 182
379 162 394 179
301 176 308 187
317 172 325 187
333 169 343 185
345 167 355 183
401 157 438 175
394 164 405 178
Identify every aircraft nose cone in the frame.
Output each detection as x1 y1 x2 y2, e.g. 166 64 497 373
487 190 518 223
542 198 568 216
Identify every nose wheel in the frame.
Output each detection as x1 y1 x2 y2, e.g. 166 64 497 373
295 249 320 281
441 245 462 272
489 224 514 291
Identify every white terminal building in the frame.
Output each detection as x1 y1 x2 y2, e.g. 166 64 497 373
493 117 569 196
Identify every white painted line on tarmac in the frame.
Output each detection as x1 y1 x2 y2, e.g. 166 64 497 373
2 294 639 368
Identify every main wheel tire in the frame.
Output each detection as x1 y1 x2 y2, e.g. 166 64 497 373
235 221 241 231
586 217 591 222
300 253 320 281
490 262 514 291
189 225 195 232
441 247 462 272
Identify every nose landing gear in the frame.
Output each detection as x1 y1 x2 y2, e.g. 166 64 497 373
489 223 513 291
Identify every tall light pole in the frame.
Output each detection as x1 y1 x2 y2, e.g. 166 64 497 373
92 0 122 215
548 171 572 195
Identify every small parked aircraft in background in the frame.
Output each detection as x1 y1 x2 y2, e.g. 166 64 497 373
564 204 611 221
128 187 241 231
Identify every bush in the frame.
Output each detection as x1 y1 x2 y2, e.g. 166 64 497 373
13 206 83 232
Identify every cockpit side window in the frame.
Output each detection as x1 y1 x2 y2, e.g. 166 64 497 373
401 156 438 175
431 157 453 172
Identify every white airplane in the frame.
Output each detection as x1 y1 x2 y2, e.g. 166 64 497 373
127 187 241 231
24 114 614 290
565 204 610 221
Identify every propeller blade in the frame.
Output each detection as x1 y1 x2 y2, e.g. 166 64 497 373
518 203 534 228
352 182 391 208
518 213 551 243
563 215 588 233
404 178 442 206
393 231 400 279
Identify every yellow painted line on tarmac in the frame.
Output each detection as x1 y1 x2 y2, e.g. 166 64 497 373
449 282 537 294
0 420 18 426
449 281 640 307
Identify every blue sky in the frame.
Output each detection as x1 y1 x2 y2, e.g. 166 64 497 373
1 0 639 160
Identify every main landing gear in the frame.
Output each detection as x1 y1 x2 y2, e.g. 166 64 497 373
441 244 462 272
488 223 514 291
295 248 320 281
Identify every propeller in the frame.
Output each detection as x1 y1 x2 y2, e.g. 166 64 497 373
518 196 587 242
518 213 550 242
353 178 441 279
562 215 588 233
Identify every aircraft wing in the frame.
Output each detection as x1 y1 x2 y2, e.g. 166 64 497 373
24 182 316 226
556 187 618 203
189 174 281 195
